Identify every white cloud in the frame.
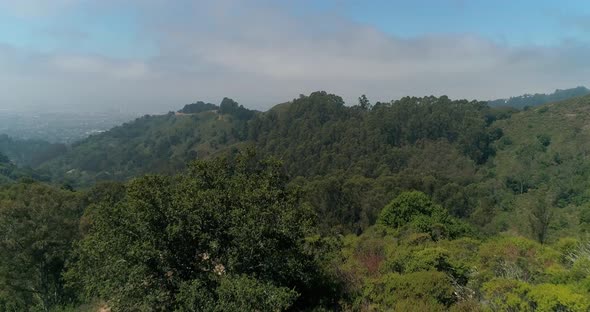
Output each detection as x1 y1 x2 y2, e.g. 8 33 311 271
0 0 589 112
0 0 79 18
52 55 150 79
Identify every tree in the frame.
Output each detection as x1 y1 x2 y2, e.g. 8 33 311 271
67 150 325 311
0 183 83 311
358 94 371 110
378 191 470 239
379 191 439 228
526 188 555 244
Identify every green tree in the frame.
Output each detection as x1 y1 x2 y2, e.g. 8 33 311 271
525 188 555 244
379 191 440 228
0 183 83 311
358 94 371 110
67 151 326 311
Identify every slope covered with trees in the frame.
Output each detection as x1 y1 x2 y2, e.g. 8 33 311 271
0 135 67 167
2 91 590 311
0 151 49 184
488 95 590 241
41 97 255 186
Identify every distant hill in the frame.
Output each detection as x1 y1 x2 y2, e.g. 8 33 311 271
41 98 256 186
0 151 48 184
178 101 218 114
487 94 590 236
0 135 67 167
488 86 590 109
39 92 505 233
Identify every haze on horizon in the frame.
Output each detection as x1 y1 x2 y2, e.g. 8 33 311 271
1 0 590 113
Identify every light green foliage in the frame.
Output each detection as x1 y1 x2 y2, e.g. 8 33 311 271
483 279 590 312
482 279 533 311
336 218 590 311
379 191 437 228
492 95 590 240
528 283 590 312
477 236 559 282
336 225 475 311
364 271 455 309
214 275 298 312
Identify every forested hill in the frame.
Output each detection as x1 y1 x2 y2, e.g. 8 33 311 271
41 97 255 185
488 86 590 109
490 94 590 239
0 134 67 167
0 152 48 184
38 91 590 233
38 91 511 234
5 92 590 311
41 92 502 187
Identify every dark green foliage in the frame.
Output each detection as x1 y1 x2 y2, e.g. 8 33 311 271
4 91 590 310
357 94 372 110
0 183 84 311
67 151 327 311
0 134 66 167
536 133 551 147
175 275 298 312
219 97 255 120
41 105 255 185
31 91 502 234
178 101 219 114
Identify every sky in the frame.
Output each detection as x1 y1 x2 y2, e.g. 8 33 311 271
1 0 590 112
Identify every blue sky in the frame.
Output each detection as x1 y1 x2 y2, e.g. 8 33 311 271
340 0 590 45
0 0 589 112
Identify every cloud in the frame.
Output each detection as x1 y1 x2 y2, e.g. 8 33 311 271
52 55 150 79
1 0 590 112
0 0 79 18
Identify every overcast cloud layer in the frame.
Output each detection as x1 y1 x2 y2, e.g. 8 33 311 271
1 0 589 112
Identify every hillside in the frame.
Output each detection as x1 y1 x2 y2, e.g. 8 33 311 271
40 92 509 233
0 152 48 184
4 92 590 311
488 86 590 109
41 98 254 186
489 94 590 239
0 135 67 167
36 91 590 238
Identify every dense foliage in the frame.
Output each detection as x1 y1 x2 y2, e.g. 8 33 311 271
0 182 84 311
67 151 334 311
0 151 49 184
0 134 66 167
2 91 590 310
178 101 219 114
